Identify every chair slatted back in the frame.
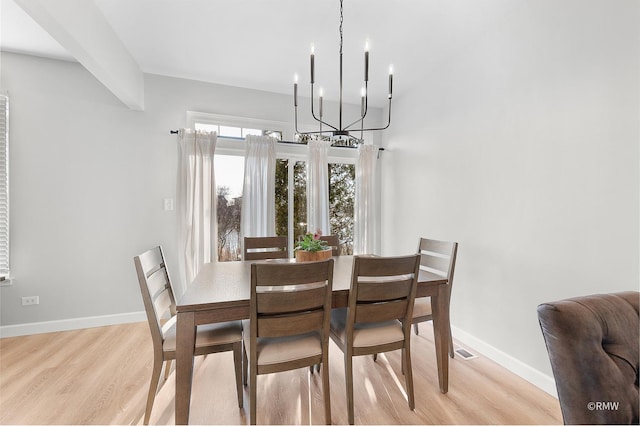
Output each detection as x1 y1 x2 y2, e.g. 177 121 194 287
244 236 289 260
251 260 334 339
348 255 421 325
319 235 340 256
418 238 458 279
134 246 176 349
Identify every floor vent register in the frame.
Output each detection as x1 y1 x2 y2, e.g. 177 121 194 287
454 347 478 360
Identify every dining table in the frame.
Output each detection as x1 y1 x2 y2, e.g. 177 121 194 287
175 255 450 425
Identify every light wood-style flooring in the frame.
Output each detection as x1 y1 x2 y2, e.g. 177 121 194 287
0 322 561 425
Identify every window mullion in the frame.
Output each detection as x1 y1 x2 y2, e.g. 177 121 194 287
287 157 294 257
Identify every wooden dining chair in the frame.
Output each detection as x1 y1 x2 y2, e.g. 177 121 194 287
412 238 458 358
134 246 244 424
246 259 334 425
330 254 421 425
319 235 340 256
243 236 289 260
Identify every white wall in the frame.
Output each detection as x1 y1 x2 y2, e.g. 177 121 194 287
0 51 381 330
381 0 639 381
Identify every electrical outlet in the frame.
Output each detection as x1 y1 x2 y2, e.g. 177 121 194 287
21 296 39 306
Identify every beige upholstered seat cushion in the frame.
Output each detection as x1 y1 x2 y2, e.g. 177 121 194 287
243 320 322 366
163 318 243 352
330 308 404 348
413 297 433 317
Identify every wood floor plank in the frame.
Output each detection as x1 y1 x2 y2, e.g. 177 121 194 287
0 321 562 425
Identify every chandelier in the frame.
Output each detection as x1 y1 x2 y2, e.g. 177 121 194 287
293 0 393 144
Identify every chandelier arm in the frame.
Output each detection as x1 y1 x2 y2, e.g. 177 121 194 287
343 81 369 131
344 115 367 131
294 105 302 135
310 115 339 132
295 93 336 135
309 84 339 131
344 104 369 130
356 98 392 132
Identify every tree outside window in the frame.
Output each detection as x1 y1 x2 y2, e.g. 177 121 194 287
274 159 354 255
214 150 355 261
217 186 242 261
329 163 355 255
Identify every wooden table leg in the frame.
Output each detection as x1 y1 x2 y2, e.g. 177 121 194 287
176 311 196 424
431 284 449 393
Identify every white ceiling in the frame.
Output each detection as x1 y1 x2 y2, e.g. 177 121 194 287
0 0 518 106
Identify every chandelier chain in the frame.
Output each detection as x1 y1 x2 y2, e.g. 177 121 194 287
339 0 343 55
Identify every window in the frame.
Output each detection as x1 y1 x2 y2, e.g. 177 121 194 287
0 94 9 279
188 112 358 261
328 163 355 255
274 159 309 253
274 160 355 256
194 122 282 141
274 159 289 238
215 155 244 261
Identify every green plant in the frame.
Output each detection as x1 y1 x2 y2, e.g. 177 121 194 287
294 231 329 252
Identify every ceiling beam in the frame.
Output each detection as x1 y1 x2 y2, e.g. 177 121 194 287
14 0 144 110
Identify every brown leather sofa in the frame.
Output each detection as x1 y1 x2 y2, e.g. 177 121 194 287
537 291 639 425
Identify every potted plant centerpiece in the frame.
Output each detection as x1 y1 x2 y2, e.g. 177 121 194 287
294 230 333 262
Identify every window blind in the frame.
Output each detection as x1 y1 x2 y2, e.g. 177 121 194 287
0 94 9 277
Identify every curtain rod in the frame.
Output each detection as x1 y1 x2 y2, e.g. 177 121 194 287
169 130 384 151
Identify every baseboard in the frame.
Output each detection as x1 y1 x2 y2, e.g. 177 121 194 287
452 325 558 398
0 311 147 338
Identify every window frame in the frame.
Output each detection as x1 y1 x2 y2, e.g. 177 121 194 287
187 110 359 163
0 93 10 283
188 111 358 256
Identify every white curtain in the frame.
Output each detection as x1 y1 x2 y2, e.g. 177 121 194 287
354 144 378 255
306 139 331 235
241 135 276 238
176 129 217 297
